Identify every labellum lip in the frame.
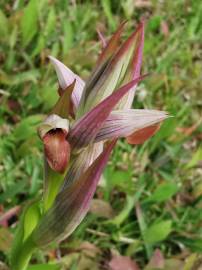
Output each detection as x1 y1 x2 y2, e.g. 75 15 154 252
126 124 161 145
43 129 70 173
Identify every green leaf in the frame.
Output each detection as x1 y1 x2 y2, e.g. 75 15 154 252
186 147 202 169
21 0 39 46
0 181 27 203
45 7 56 37
122 0 135 18
109 187 144 226
13 115 43 142
101 0 116 31
23 201 41 241
144 220 172 244
150 118 177 152
10 201 39 270
0 70 40 85
107 168 134 192
145 182 179 203
0 9 9 38
32 35 45 57
27 264 60 270
62 20 73 55
0 227 13 252
37 84 58 110
43 161 66 212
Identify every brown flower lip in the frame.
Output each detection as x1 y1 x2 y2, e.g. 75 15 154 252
43 128 70 174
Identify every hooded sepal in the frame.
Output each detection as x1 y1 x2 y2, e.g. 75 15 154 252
49 56 85 109
32 140 116 247
38 114 69 139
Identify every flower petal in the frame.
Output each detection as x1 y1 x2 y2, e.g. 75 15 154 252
69 76 146 149
94 109 169 142
49 56 85 109
32 140 116 246
38 114 69 139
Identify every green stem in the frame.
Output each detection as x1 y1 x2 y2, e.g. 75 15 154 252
43 164 65 212
10 237 36 270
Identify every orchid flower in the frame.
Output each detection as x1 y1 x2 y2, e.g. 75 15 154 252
10 22 169 270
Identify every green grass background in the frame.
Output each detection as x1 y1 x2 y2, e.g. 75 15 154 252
0 0 202 269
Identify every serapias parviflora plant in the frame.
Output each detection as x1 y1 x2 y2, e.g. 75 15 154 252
10 21 169 270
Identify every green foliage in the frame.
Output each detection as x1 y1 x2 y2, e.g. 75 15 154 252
144 220 172 244
0 0 201 268
144 182 179 203
20 0 39 46
27 265 60 270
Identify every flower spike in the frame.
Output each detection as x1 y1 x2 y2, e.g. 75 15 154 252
11 21 170 270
